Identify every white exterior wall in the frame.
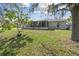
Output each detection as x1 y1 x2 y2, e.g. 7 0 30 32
48 21 67 29
22 21 72 30
59 22 67 29
48 21 57 29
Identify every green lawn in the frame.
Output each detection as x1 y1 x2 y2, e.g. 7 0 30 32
0 29 79 56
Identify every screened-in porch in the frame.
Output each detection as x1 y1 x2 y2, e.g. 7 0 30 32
31 21 48 27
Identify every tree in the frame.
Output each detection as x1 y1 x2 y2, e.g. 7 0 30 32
0 4 17 31
48 3 79 42
29 3 79 42
1 3 24 34
12 3 28 36
5 9 16 30
0 4 6 31
65 16 72 24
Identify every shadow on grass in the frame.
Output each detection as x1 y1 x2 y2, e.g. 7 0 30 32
41 42 79 56
0 33 33 56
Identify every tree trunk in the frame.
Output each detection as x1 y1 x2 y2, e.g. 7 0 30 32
71 6 79 42
16 23 22 37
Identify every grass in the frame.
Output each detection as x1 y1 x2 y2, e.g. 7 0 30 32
0 28 79 56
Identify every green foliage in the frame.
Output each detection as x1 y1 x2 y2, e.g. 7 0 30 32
1 20 16 31
66 17 72 24
0 29 33 56
2 4 29 32
2 20 11 30
27 20 33 24
5 10 16 21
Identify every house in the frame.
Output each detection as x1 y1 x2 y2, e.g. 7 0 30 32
22 18 71 30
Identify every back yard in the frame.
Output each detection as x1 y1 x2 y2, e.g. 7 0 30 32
0 29 79 56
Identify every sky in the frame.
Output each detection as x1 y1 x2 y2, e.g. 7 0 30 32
22 3 71 21
0 3 71 21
